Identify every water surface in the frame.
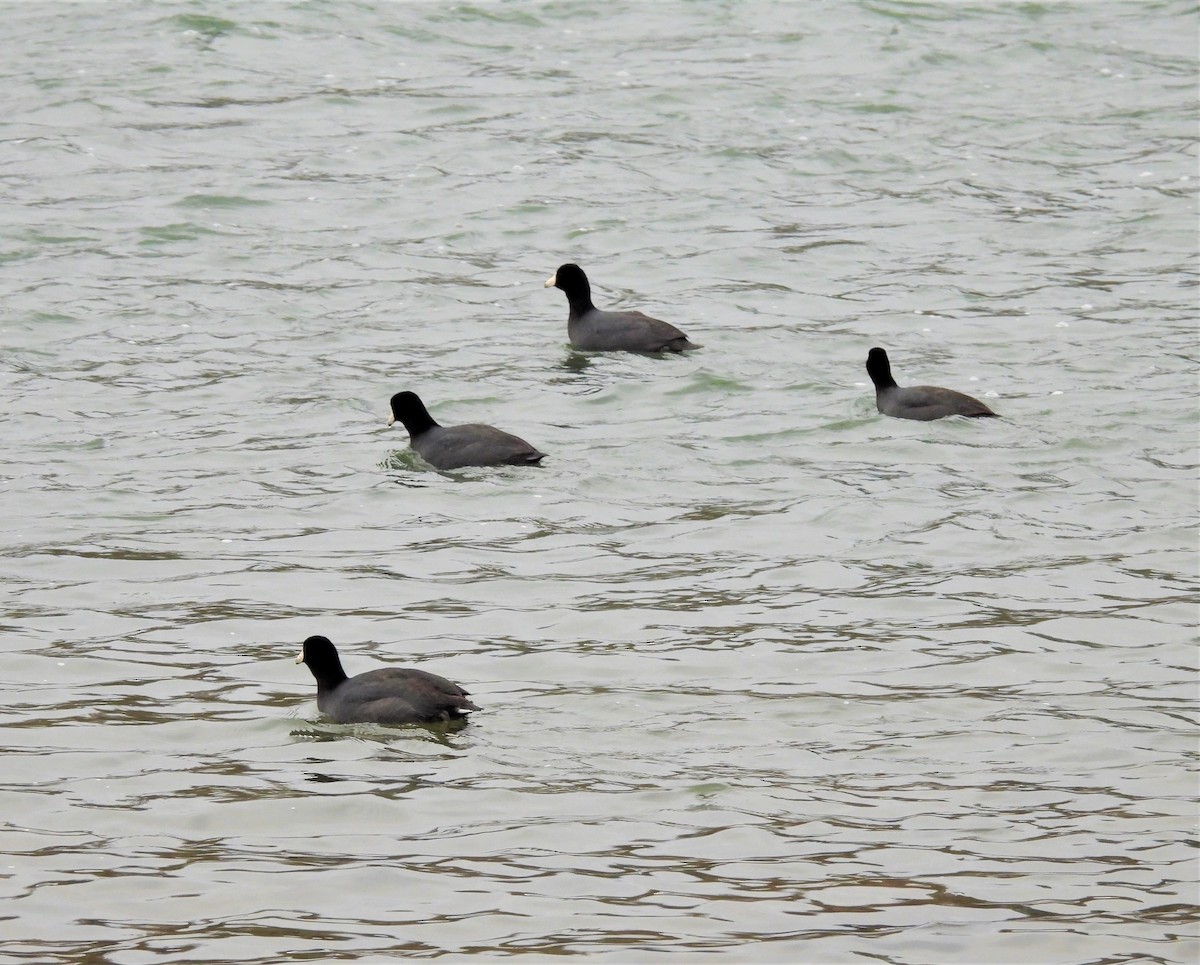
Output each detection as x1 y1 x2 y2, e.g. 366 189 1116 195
1 1 1197 962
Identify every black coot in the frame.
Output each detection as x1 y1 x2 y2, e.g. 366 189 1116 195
295 635 479 726
544 263 698 353
866 347 998 421
388 391 545 470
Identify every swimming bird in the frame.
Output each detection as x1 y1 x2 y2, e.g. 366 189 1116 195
388 391 545 470
866 347 998 420
544 263 698 353
295 635 479 726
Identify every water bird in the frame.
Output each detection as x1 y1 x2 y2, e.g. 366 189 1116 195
295 635 479 726
544 263 698 353
865 347 998 421
388 391 545 470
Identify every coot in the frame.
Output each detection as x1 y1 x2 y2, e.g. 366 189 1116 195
388 391 545 470
544 263 698 353
866 347 998 421
295 635 479 726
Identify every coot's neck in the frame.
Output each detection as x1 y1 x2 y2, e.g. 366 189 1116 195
402 408 438 437
311 659 348 695
867 357 898 390
564 280 595 317
396 397 439 437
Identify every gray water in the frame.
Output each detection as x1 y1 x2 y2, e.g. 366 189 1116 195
1 1 1197 962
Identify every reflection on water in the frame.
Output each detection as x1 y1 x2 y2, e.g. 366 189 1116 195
291 718 471 745
0 0 1196 962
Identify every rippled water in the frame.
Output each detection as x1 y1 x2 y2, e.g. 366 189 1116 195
2 1 1196 962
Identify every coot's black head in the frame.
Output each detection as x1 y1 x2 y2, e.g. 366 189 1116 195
544 263 591 300
866 347 897 388
388 391 438 434
296 635 347 685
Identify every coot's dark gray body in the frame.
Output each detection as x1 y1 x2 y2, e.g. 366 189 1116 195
866 347 997 421
388 391 545 470
545 263 698 354
296 635 478 726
